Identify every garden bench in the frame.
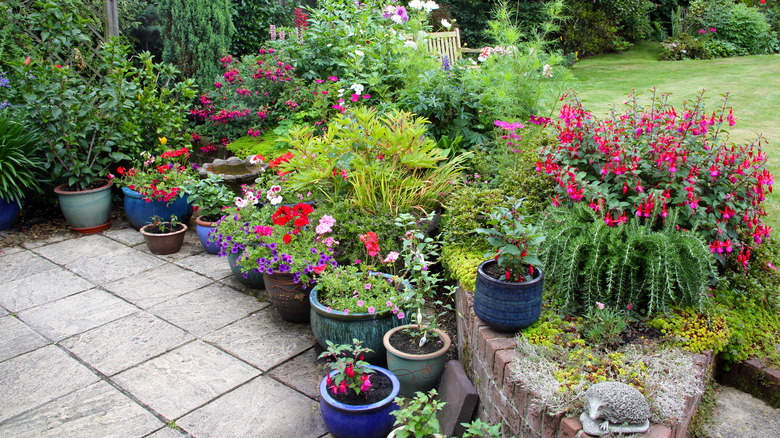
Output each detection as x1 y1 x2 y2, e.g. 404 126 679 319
425 28 481 61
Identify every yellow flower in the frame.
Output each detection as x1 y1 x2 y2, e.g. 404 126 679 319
159 137 167 145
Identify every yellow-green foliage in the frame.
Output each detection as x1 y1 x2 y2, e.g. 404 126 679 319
520 310 578 347
441 244 486 292
226 135 288 160
650 308 731 354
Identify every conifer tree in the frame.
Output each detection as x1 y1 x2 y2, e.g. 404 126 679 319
159 0 234 91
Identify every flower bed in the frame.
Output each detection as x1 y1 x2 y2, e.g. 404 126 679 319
454 285 716 438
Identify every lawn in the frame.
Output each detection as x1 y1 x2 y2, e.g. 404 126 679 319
571 42 780 231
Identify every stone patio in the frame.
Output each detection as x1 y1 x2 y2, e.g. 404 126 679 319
0 220 330 438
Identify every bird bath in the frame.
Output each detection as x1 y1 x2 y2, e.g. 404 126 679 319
198 157 266 192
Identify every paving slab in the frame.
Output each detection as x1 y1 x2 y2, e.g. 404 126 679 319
178 375 327 438
0 245 24 256
146 427 188 438
0 380 163 438
205 308 315 371
174 253 232 280
218 275 270 301
267 347 327 399
104 263 213 309
31 234 127 264
103 227 146 247
112 340 261 420
0 316 49 362
149 283 266 337
0 306 7 317
21 231 74 249
0 267 93 312
63 247 166 285
0 345 99 423
0 250 60 283
17 289 139 342
60 312 194 376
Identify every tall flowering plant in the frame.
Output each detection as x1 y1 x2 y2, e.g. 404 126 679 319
113 139 196 203
536 90 773 267
319 339 375 397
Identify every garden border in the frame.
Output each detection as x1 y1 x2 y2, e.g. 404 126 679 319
454 285 716 438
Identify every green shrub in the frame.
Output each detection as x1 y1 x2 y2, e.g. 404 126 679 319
226 135 289 160
659 33 711 60
539 205 717 314
685 0 773 54
440 243 486 292
703 39 749 58
650 308 731 354
230 0 292 57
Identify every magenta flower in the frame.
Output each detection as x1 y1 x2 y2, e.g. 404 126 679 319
357 300 364 307
368 306 376 314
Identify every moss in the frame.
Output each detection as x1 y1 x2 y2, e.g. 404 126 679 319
441 243 486 292
650 308 731 354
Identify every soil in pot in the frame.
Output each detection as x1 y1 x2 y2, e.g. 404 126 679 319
387 330 447 355
481 261 541 282
144 223 185 234
326 372 394 406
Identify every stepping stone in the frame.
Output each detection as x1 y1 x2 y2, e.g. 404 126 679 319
60 312 194 376
17 289 139 342
204 308 314 372
0 381 162 438
112 340 260 420
178 375 327 437
437 360 478 437
0 268 93 312
104 264 212 309
103 227 146 247
149 283 265 337
0 345 99 423
267 347 327 399
0 316 49 362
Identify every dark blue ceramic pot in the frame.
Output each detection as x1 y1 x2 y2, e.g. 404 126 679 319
319 365 400 438
226 247 265 289
473 260 543 332
0 196 21 231
122 187 192 230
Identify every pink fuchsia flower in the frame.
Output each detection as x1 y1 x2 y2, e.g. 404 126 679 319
360 374 372 392
769 263 777 270
596 301 605 310
368 306 376 314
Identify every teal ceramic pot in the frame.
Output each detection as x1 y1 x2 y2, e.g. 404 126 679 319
54 180 112 232
383 325 451 396
122 187 193 230
310 275 412 364
0 196 21 231
227 247 265 289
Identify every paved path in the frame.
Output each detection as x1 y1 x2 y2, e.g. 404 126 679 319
0 220 331 438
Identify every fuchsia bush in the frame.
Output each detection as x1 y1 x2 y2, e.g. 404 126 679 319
535 90 773 267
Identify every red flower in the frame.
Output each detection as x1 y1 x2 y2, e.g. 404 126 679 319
313 265 326 274
294 216 309 228
345 363 355 378
117 166 126 175
283 233 292 244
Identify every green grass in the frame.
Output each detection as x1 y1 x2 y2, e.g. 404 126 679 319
571 41 780 231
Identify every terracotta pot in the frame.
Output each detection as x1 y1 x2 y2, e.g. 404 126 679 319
139 223 187 255
263 271 310 323
383 325 451 396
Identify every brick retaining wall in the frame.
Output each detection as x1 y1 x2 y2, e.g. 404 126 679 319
455 286 715 438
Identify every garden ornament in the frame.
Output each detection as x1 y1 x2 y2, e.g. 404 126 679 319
580 382 651 436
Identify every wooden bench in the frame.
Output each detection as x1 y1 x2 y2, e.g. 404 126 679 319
424 28 481 61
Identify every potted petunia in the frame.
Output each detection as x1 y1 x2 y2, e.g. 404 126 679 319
473 198 546 332
318 339 400 438
227 203 338 322
181 173 235 253
382 213 452 396
310 231 413 363
115 141 197 229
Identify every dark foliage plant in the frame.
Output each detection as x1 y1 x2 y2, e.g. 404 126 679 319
230 0 292 57
0 115 45 206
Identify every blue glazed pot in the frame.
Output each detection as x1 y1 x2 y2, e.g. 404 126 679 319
473 260 543 332
195 217 220 254
227 247 266 289
0 196 21 231
310 274 411 364
122 187 192 230
319 365 400 438
54 180 112 232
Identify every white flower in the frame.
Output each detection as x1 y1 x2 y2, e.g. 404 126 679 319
416 309 423 326
423 1 439 12
248 155 263 164
404 40 418 49
408 0 424 10
391 14 404 24
419 334 427 347
441 19 451 29
542 64 553 78
350 83 365 94
268 195 282 205
235 197 249 208
355 49 364 56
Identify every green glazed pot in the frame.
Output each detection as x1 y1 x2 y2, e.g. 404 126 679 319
54 180 112 232
383 324 451 396
309 276 411 364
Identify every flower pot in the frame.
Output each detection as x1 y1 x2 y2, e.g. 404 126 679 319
310 279 412 365
122 187 193 230
54 180 112 232
0 196 21 231
388 427 445 438
195 216 220 254
227 246 266 289
319 365 400 438
383 325 451 396
263 271 310 323
139 223 188 255
473 260 543 332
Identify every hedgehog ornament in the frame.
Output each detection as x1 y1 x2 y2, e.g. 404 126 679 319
580 382 651 436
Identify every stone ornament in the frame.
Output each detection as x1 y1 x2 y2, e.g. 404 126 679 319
580 381 651 436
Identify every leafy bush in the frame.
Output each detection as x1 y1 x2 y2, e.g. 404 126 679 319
685 0 774 54
561 0 653 55
539 205 717 314
538 90 773 268
703 38 749 58
230 0 292 57
650 308 731 354
659 33 712 60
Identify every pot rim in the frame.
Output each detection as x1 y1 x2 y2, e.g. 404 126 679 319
477 260 543 286
383 324 451 360
139 223 188 237
195 216 217 227
319 365 400 412
54 179 112 195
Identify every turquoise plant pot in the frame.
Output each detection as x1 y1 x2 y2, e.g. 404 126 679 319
227 247 265 289
383 324 451 396
54 180 112 232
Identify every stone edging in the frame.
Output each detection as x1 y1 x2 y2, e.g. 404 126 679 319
454 286 715 438
718 357 780 408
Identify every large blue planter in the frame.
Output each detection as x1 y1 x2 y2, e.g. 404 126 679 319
473 260 544 332
54 180 112 232
122 187 192 230
195 217 220 254
0 196 21 231
310 275 411 364
227 247 266 289
319 365 400 438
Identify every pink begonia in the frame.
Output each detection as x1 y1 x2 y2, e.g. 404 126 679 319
316 215 336 234
322 237 338 248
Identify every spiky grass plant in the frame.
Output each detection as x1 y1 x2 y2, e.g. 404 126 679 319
0 115 44 207
540 205 717 314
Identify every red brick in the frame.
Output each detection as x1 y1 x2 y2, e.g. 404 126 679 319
542 410 563 438
521 421 542 438
557 417 581 438
527 400 546 434
645 424 673 438
742 358 766 387
493 349 520 384
485 336 517 371
513 382 529 418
